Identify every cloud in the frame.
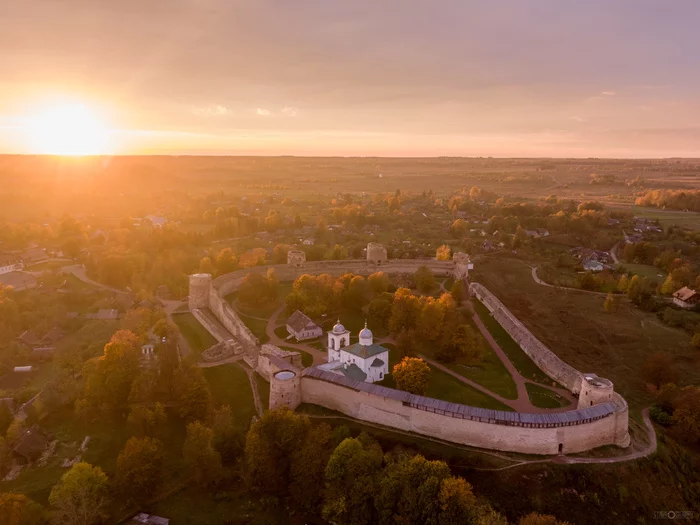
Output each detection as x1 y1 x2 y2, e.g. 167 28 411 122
569 116 587 122
601 91 616 96
281 106 299 117
256 108 271 116
192 105 229 116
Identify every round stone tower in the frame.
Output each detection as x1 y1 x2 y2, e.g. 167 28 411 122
287 250 306 268
188 273 212 310
577 373 615 409
453 252 472 281
269 369 301 410
367 242 388 265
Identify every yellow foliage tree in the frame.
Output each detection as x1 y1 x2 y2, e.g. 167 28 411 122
393 357 431 396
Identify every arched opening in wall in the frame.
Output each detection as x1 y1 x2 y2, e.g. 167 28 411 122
340 338 346 348
558 443 563 455
330 339 335 350
590 401 593 406
377 261 381 266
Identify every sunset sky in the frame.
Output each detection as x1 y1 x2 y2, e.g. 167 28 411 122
2 0 700 157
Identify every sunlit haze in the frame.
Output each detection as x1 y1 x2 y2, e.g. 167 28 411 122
1 1 700 157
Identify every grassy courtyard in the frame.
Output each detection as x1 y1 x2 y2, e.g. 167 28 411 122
472 299 553 386
525 382 571 409
279 345 315 367
171 312 217 357
236 312 270 344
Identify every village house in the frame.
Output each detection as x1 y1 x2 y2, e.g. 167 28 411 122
0 254 24 275
20 247 49 266
672 287 700 309
0 271 38 291
582 260 604 272
11 425 51 466
144 215 168 228
286 310 323 341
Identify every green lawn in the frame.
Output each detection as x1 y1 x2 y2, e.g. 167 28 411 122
472 300 553 385
618 263 666 282
202 364 256 431
254 372 270 410
420 319 517 400
525 382 571 409
274 324 290 340
171 313 217 357
627 206 700 230
236 312 270 344
425 366 513 411
308 341 325 352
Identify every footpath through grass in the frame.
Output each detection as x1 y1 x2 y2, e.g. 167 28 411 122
472 300 553 386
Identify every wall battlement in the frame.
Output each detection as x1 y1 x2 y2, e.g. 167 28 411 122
188 244 630 455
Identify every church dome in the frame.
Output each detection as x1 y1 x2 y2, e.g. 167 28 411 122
358 321 373 346
332 320 346 334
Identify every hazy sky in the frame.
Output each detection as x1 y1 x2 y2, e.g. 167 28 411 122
1 0 700 156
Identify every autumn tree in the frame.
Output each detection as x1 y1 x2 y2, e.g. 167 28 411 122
215 248 237 275
239 247 267 268
641 352 677 388
436 244 452 261
198 256 215 275
451 219 469 237
393 357 431 395
115 437 165 503
603 292 615 312
617 274 629 292
323 436 383 525
184 421 223 487
437 324 484 364
368 298 392 332
0 402 13 437
670 385 700 444
626 275 641 302
238 270 278 308
368 272 390 296
692 333 700 349
0 492 44 525
49 462 109 525
519 512 573 525
290 423 334 513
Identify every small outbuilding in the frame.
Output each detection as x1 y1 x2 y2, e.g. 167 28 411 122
11 425 51 465
286 310 323 341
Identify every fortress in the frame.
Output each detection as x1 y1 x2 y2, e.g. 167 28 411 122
188 244 630 455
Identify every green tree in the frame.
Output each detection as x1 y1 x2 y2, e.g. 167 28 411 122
49 462 109 525
393 357 431 396
389 288 421 334
290 423 334 513
184 421 223 488
323 436 383 525
114 437 165 503
0 492 45 525
578 271 598 291
174 363 211 422
368 298 392 332
245 408 311 495
661 275 678 295
0 402 13 437
212 405 242 464
413 266 436 293
450 280 465 303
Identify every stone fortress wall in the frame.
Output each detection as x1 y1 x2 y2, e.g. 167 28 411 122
188 245 630 455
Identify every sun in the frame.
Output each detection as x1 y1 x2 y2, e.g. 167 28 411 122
25 103 111 155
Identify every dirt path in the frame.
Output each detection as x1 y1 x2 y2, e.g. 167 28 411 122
530 266 610 296
470 312 576 412
63 264 129 295
264 304 328 365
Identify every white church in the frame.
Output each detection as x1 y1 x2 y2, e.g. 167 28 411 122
317 320 390 383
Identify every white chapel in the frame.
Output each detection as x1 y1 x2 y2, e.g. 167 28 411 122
318 320 389 383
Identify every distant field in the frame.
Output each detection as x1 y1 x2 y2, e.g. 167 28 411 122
612 205 700 230
473 257 700 408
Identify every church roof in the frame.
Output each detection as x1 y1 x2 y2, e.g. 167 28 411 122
287 310 318 333
371 358 385 368
340 363 367 381
342 342 387 359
